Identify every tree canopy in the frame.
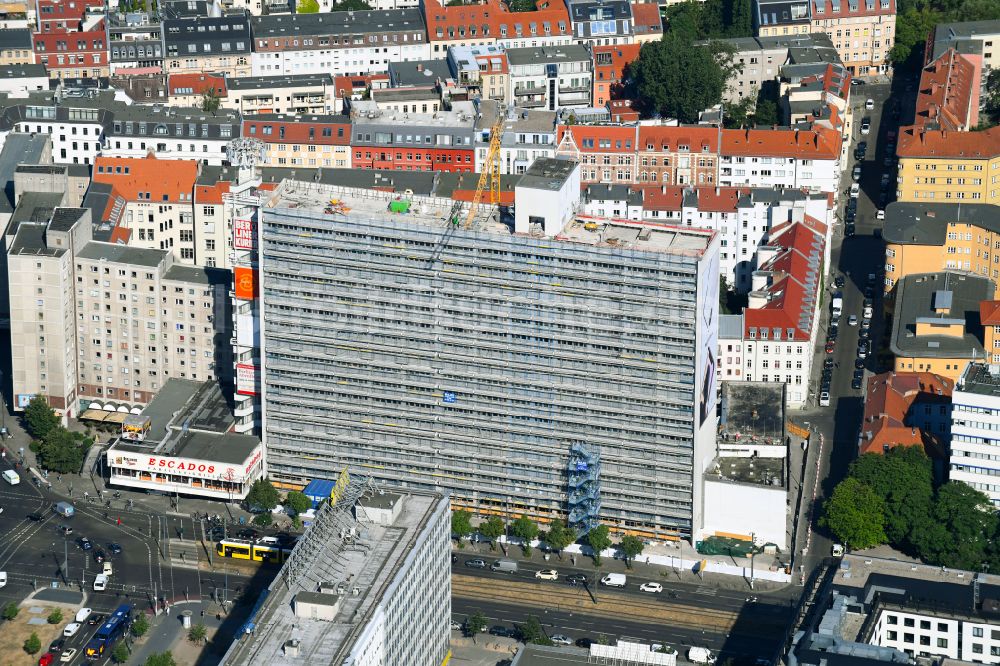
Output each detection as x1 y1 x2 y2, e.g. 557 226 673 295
544 521 576 555
823 447 1000 571
628 35 734 123
451 510 473 540
144 652 178 666
296 0 319 12
510 515 539 545
619 535 645 566
585 525 612 564
479 516 505 546
24 395 60 441
246 478 280 512
38 427 89 474
285 491 312 516
664 0 752 40
891 0 1000 70
328 0 371 9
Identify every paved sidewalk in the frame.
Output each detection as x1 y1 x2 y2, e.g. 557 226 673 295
129 600 248 666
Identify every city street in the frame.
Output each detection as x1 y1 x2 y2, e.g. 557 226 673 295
451 557 797 662
792 72 919 571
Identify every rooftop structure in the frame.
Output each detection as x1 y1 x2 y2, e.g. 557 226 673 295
913 48 981 132
219 480 450 666
882 202 999 246
890 271 993 366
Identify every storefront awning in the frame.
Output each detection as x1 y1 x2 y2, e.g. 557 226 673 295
104 412 129 424
79 409 112 422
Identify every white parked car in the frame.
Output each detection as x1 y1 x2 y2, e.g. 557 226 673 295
551 635 573 646
60 649 78 663
0 571 6 588
849 183 860 198
876 209 885 220
535 569 559 581
865 98 875 110
639 582 663 593
75 608 92 623
860 121 871 135
63 623 82 637
848 315 858 326
93 574 108 591
819 391 831 407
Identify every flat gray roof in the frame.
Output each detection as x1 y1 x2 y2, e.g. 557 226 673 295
0 133 50 214
507 44 591 66
48 207 87 232
517 157 576 191
9 222 61 257
372 87 439 102
227 73 332 90
295 591 341 606
76 241 166 267
164 264 231 286
890 271 993 359
957 362 1000 397
251 8 426 39
388 58 450 87
720 381 785 437
0 64 47 79
512 645 591 665
882 202 999 246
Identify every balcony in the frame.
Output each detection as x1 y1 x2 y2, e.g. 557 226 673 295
520 99 547 108
514 86 545 96
559 85 590 94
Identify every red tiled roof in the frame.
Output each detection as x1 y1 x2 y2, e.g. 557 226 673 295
242 115 351 145
630 3 662 35
635 185 683 211
859 371 953 457
721 127 841 159
638 125 720 152
333 74 389 98
981 300 1000 325
195 181 231 206
913 48 980 132
422 0 570 42
92 155 198 203
897 124 1000 159
557 125 638 153
812 0 895 19
592 43 641 81
168 73 227 98
743 221 825 341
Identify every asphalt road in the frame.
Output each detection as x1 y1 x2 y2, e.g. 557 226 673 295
451 560 796 662
793 72 920 570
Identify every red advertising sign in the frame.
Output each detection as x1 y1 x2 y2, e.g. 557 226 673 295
236 363 258 396
234 267 256 300
233 217 254 250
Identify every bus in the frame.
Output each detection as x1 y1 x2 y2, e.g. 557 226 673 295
216 539 295 564
85 604 132 660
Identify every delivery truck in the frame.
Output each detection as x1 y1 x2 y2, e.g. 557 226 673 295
831 291 843 319
600 573 627 588
2 470 19 485
687 647 716 664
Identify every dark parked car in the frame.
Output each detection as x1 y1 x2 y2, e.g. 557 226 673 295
846 224 856 236
27 512 43 521
77 537 92 551
851 377 863 389
566 573 588 586
107 543 122 555
489 626 517 638
87 613 106 626
855 358 865 369
94 549 106 564
824 358 834 370
834 275 845 288
48 639 64 654
465 559 487 569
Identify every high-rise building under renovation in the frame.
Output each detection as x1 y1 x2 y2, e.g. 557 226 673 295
238 160 720 538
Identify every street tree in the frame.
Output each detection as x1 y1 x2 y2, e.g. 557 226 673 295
510 515 539 553
849 447 933 549
284 491 312 516
820 478 887 550
451 510 473 542
252 512 274 527
914 482 995 570
131 613 150 637
23 632 41 655
245 478 280 512
629 35 733 123
328 0 371 9
39 427 86 474
479 515 505 550
111 643 130 664
3 602 18 620
47 609 63 624
144 652 178 666
188 622 208 645
24 395 60 441
466 611 488 641
544 521 575 559
518 615 551 645
619 535 645 568
585 525 612 565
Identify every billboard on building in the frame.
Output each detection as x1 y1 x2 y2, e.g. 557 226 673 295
697 242 720 427
233 217 255 250
234 267 256 299
107 444 263 484
236 363 258 396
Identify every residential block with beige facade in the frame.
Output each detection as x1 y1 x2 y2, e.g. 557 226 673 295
6 185 232 417
895 126 1000 205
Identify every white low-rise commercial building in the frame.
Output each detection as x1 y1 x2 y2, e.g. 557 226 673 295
105 380 263 501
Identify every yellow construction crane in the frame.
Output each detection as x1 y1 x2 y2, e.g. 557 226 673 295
463 110 505 229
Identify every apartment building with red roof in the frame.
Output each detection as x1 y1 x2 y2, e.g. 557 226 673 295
422 0 573 55
858 372 952 457
630 2 662 43
166 73 227 108
716 218 827 405
92 155 200 264
719 126 842 192
32 0 107 79
913 48 981 133
243 114 352 170
592 43 639 106
637 126 720 187
555 124 637 184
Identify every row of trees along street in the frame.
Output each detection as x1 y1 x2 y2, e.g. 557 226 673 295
451 510 647 567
